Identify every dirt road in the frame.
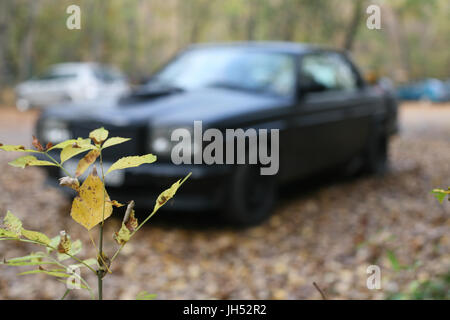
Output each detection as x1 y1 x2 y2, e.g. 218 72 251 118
0 102 449 299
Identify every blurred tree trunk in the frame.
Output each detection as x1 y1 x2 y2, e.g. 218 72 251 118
246 0 258 40
343 0 364 51
0 0 10 86
89 1 105 62
19 0 38 80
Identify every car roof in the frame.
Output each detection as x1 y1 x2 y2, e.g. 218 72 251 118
187 41 340 55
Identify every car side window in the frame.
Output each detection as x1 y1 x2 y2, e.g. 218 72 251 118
300 53 357 92
93 67 121 84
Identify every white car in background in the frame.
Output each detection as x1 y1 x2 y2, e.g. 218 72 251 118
15 62 130 111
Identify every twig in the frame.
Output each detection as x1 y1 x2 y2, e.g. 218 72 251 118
313 282 328 300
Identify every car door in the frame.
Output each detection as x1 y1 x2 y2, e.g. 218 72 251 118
287 51 373 178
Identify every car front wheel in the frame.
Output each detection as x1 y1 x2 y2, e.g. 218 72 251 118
221 165 277 226
364 126 388 175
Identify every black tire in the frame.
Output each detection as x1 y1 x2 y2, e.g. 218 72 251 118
221 165 277 226
364 125 388 175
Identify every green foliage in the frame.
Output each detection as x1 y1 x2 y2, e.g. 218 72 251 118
431 188 450 204
0 0 448 89
0 128 190 299
388 272 450 300
8 155 57 168
136 291 157 300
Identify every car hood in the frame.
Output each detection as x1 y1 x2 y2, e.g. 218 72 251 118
42 87 290 127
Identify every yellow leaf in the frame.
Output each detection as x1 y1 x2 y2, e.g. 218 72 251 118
60 139 95 164
153 173 191 212
110 200 125 207
0 144 39 153
102 137 131 149
57 231 71 254
75 149 100 177
113 223 131 245
21 229 51 245
50 137 91 150
70 167 113 230
89 127 109 145
106 154 157 175
113 201 137 245
8 155 57 168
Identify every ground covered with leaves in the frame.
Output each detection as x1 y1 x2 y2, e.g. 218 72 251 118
0 103 449 299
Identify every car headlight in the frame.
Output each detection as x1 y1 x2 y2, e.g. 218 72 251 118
41 119 71 143
149 126 201 157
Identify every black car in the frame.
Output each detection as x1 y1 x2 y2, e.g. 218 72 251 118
36 42 398 225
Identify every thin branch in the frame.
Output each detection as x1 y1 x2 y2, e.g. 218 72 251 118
44 151 73 178
313 282 328 300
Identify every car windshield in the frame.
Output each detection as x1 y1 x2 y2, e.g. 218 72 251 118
150 47 296 97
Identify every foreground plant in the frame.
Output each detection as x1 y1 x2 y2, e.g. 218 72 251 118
431 187 450 203
0 128 190 299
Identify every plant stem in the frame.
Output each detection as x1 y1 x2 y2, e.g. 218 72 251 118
97 150 106 300
61 289 70 300
97 270 103 300
45 151 73 177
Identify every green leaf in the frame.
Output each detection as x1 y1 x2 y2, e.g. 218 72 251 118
2 252 45 264
72 258 98 269
21 229 51 245
0 228 17 238
48 235 61 253
8 155 57 168
387 250 407 271
18 269 70 278
102 137 131 149
89 127 109 145
106 154 157 175
3 211 22 236
0 145 39 153
57 279 89 290
136 291 157 300
431 189 449 204
60 139 95 164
